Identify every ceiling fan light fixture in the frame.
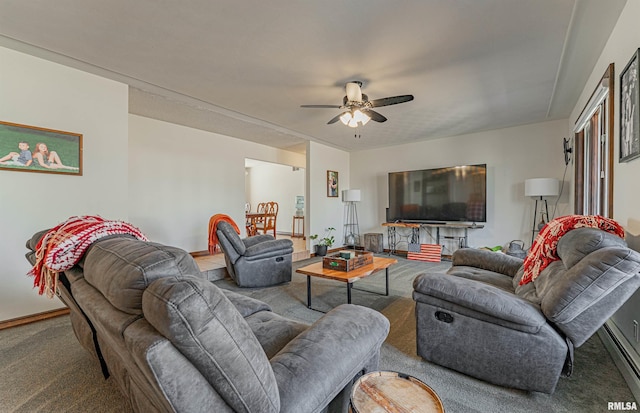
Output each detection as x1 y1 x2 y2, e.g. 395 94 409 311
341 110 370 127
354 110 370 125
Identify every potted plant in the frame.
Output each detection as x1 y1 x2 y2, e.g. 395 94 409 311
309 227 335 257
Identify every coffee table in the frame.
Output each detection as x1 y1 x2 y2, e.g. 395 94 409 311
296 256 397 310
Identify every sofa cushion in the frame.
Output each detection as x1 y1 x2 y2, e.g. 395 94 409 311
83 238 202 315
221 289 272 317
512 267 525 290
557 228 627 269
142 275 280 413
447 265 515 292
451 248 523 277
413 273 547 330
245 311 308 359
515 261 565 304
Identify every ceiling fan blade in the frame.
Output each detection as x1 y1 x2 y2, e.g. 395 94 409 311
327 111 349 124
301 104 342 108
369 95 414 108
366 110 387 123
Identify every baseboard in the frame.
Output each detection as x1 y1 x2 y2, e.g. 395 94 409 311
0 308 70 331
190 250 211 257
599 321 640 402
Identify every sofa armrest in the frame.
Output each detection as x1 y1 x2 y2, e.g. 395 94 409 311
413 273 546 329
271 304 389 413
244 239 293 260
451 248 523 277
243 234 276 248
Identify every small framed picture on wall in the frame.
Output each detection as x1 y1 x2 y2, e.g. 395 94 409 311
620 48 640 163
327 170 338 197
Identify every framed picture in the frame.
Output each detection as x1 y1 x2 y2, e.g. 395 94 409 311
327 170 338 197
0 121 82 175
620 48 640 163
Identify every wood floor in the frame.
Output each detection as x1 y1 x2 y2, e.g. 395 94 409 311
194 234 309 272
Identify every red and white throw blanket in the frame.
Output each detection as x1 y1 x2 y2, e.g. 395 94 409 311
520 215 625 286
28 215 148 298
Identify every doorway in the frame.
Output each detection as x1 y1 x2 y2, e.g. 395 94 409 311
245 158 308 256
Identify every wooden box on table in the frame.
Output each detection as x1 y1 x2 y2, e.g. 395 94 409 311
322 251 374 272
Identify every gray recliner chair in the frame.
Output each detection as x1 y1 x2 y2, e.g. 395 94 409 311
412 228 640 393
217 221 293 287
25 227 389 413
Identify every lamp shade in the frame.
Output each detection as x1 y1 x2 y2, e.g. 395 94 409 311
525 178 559 197
342 189 361 202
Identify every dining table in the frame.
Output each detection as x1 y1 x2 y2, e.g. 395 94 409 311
245 212 276 236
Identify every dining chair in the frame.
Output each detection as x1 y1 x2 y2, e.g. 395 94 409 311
264 202 278 237
249 203 267 236
254 202 278 237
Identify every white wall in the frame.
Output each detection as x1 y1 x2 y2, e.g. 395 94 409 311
0 46 129 321
307 141 350 248
128 115 305 252
245 161 305 235
350 119 571 251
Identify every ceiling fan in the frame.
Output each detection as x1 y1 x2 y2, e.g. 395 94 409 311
301 81 414 128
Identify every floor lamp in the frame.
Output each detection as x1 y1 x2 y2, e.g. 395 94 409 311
525 178 559 245
342 189 361 248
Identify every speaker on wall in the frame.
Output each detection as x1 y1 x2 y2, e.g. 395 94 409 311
563 137 573 165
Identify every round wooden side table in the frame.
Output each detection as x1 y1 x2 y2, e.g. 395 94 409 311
350 371 444 413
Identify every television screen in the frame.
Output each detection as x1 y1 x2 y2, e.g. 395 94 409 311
388 164 487 223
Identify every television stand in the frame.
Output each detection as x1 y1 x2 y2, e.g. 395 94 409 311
423 222 484 249
382 222 484 256
401 220 446 225
381 222 420 255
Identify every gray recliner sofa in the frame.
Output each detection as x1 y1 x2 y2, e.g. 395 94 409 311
412 227 640 393
25 230 389 412
216 221 293 287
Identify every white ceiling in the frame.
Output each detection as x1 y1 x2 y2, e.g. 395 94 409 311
0 0 626 153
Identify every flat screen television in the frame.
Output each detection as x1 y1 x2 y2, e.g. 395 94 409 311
388 163 487 223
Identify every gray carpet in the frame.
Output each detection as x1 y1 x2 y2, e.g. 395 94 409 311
0 256 635 412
